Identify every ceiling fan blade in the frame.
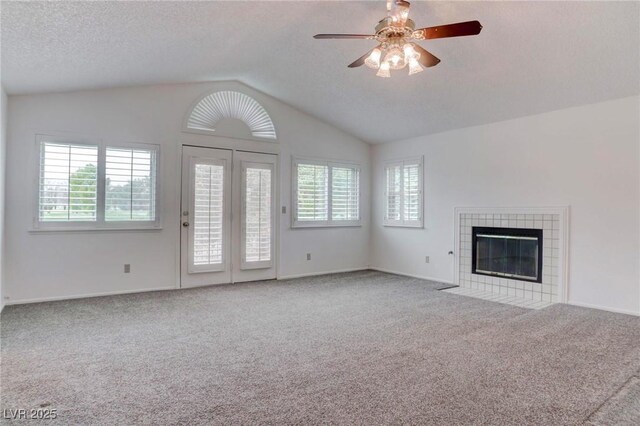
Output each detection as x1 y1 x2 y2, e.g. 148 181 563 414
413 45 441 67
314 34 375 40
348 48 376 68
413 20 482 40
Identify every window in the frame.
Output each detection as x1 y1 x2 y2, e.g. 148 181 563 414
242 163 273 269
384 157 423 227
292 158 361 227
39 142 98 222
192 162 224 268
36 135 160 230
295 162 328 223
331 166 359 222
105 147 157 221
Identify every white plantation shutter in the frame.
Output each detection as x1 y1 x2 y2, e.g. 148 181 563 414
105 147 157 221
293 158 361 227
331 165 360 222
295 163 328 223
385 163 402 223
384 157 423 227
242 164 273 268
403 162 421 223
36 136 160 230
39 142 98 222
191 162 225 270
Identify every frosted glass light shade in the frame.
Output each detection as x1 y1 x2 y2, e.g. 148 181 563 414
376 62 391 78
403 43 418 61
365 48 382 69
384 47 405 70
408 58 424 75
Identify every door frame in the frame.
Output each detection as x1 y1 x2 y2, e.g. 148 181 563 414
175 136 280 288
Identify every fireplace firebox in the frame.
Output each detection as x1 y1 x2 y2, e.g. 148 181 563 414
472 227 543 283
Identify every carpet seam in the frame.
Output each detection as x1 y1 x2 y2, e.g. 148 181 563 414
582 373 639 424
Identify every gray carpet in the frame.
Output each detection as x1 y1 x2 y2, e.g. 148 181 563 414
586 373 640 425
1 270 639 425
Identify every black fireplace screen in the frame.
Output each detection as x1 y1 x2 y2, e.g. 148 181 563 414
472 227 543 283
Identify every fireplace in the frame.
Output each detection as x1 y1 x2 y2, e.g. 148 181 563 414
472 227 543 283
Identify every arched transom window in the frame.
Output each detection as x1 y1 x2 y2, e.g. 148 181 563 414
185 91 276 140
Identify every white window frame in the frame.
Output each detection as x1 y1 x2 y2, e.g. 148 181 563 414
291 157 361 228
33 134 161 231
383 156 423 228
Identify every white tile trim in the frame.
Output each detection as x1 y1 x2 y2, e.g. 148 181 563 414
442 286 554 310
453 206 570 303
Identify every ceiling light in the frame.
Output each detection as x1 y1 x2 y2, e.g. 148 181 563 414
376 62 391 78
365 48 382 69
384 47 405 70
403 43 418 61
408 58 424 75
314 1 483 78
388 0 410 26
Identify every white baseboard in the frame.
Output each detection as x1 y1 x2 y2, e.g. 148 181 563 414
567 300 640 317
4 286 176 306
4 269 372 306
369 267 454 285
278 267 369 280
7 273 635 318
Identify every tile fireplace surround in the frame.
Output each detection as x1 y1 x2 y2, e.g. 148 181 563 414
454 207 569 303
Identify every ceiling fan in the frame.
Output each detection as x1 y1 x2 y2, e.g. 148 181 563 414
313 0 482 77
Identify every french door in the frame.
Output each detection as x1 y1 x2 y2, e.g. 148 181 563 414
180 146 277 288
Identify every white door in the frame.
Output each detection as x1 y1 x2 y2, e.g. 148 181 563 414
180 146 277 288
232 151 277 282
181 146 232 287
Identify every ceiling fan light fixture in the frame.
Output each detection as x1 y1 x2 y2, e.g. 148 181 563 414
313 1 483 78
408 57 424 75
384 47 405 70
365 47 382 69
376 62 391 78
388 0 410 26
403 43 419 61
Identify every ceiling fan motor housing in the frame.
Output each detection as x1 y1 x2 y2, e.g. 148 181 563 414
375 17 416 43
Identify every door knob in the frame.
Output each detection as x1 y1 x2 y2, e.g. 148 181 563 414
182 222 189 227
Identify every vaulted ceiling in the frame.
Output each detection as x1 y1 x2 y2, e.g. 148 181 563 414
2 1 639 144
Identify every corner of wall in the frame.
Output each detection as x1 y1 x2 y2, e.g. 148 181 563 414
0 86 8 314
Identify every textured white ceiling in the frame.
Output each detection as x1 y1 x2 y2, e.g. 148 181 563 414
2 1 639 144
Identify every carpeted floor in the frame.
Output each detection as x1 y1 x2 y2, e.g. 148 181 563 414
1 270 639 425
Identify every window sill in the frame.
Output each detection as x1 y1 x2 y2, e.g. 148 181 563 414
29 225 163 233
383 224 424 229
291 223 362 229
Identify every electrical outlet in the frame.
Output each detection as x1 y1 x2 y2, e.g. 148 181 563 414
425 256 430 263
306 253 311 261
282 206 287 214
124 264 131 273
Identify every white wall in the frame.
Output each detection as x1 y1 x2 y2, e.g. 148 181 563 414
371 96 640 315
5 82 638 316
0 86 7 312
4 81 370 303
